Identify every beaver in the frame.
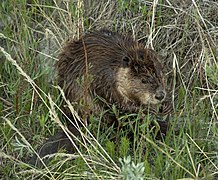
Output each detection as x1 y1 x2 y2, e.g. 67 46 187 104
57 29 167 116
30 29 170 166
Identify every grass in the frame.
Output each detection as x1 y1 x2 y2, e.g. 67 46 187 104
0 0 217 179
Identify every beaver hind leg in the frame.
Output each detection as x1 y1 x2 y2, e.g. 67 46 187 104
29 127 77 167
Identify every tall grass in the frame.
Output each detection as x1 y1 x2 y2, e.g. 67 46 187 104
0 0 217 179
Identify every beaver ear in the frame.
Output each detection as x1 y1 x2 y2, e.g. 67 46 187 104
139 50 144 60
122 56 130 67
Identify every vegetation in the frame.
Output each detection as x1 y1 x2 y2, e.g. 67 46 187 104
0 0 217 179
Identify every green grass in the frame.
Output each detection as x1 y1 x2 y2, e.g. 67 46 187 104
0 0 217 179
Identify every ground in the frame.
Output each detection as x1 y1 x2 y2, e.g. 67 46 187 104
0 0 217 179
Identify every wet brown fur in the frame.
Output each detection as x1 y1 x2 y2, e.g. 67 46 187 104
56 29 166 116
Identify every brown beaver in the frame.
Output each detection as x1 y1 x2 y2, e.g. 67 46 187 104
30 29 170 166
57 29 167 116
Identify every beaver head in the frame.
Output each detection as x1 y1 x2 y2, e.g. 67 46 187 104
115 49 165 106
57 29 166 113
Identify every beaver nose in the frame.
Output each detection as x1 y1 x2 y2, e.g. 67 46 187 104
155 89 165 101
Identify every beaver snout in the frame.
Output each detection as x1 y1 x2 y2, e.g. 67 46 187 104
155 89 166 101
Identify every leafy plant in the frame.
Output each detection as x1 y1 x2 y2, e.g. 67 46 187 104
119 156 145 180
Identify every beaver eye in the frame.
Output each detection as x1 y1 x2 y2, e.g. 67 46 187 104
141 79 147 84
122 56 130 67
142 77 154 84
